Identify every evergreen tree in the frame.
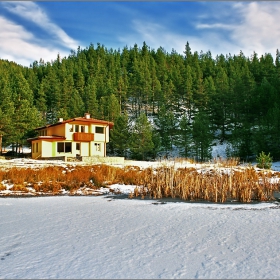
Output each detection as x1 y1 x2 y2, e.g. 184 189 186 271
67 89 85 118
109 113 131 157
99 94 120 121
83 77 99 118
192 110 212 161
10 100 41 153
212 67 229 141
175 114 192 158
154 105 177 157
130 112 154 160
182 65 194 123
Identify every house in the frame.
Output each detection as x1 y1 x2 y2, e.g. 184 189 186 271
28 113 114 160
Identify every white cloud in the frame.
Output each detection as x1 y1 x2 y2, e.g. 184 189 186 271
2 2 80 50
0 2 82 66
0 16 69 67
196 23 234 30
231 2 280 57
195 2 280 58
118 19 239 58
121 2 280 60
118 20 192 54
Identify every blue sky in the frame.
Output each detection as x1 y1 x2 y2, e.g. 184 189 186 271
1 1 279 67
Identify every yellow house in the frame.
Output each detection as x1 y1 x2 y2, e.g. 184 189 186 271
28 113 114 160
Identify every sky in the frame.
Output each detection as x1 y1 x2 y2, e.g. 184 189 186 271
0 1 280 67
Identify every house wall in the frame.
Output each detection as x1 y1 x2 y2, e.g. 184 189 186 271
32 121 111 159
47 124 66 138
80 142 89 156
90 124 110 143
41 141 53 158
64 123 90 140
31 140 41 159
89 142 104 157
32 140 62 158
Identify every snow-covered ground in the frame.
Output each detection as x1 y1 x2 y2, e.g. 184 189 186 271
1 154 280 278
0 196 279 279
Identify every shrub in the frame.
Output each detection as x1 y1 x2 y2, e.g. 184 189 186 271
256 151 272 169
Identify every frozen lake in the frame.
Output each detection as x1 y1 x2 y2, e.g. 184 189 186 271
0 196 279 279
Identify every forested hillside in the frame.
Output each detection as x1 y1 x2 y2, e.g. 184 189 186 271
1 42 280 161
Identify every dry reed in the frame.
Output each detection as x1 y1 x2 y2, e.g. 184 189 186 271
0 161 279 202
132 166 280 203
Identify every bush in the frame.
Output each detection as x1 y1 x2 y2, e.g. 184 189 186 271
256 151 272 169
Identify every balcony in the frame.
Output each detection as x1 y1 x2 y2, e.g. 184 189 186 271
73 132 94 142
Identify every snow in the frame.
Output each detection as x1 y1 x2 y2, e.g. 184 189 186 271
1 154 280 278
0 196 279 279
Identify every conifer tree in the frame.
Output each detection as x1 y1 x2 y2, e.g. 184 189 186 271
109 113 131 157
83 77 99 118
192 110 212 161
130 112 154 160
154 106 177 157
212 67 229 141
176 114 192 158
182 65 194 123
67 89 85 118
11 100 40 153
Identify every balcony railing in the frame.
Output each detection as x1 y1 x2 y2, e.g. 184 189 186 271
73 132 94 142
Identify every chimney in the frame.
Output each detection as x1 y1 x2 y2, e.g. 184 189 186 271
58 117 63 122
84 113 90 119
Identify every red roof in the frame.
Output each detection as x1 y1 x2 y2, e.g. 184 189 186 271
27 136 66 142
35 116 114 131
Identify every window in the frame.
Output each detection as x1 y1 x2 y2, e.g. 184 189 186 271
95 126 104 134
57 142 72 153
39 130 47 136
73 125 86 133
57 143 64 153
65 143 72 153
76 143 80 150
36 143 38 153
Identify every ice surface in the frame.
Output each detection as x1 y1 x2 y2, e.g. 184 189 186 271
0 196 279 279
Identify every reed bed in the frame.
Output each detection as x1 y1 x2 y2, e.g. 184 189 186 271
0 163 279 202
131 166 280 203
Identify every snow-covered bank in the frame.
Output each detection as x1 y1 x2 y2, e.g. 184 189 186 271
0 196 279 279
1 157 280 201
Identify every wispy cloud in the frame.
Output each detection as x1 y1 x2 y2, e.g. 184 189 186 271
2 2 80 50
118 18 239 57
0 2 81 66
0 16 62 66
195 2 280 58
120 2 280 59
1 1 279 67
196 23 234 30
231 2 280 57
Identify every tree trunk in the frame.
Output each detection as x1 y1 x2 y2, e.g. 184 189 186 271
0 135 2 155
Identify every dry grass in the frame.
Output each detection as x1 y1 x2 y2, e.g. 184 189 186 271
213 157 240 167
0 183 6 191
9 184 29 193
0 161 279 202
131 166 280 203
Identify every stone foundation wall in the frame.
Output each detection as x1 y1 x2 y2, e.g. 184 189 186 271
80 156 125 165
41 156 67 161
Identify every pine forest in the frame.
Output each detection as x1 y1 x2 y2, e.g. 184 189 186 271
1 42 280 162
